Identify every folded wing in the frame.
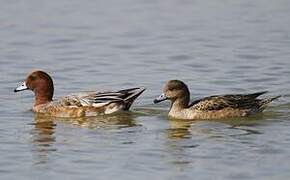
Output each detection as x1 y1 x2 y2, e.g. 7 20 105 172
190 91 274 111
58 88 145 109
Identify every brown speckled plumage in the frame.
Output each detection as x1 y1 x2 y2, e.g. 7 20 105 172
154 80 280 120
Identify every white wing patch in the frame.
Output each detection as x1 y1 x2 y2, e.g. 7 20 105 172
58 91 124 107
92 102 110 108
54 88 143 114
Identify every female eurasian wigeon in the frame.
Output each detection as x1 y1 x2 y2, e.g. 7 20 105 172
154 80 280 120
14 70 145 117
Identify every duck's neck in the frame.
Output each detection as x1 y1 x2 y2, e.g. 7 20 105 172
170 97 189 111
34 88 53 106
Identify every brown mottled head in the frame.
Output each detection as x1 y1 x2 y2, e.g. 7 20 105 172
154 80 190 107
14 70 54 105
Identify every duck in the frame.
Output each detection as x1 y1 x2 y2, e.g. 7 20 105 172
14 70 145 117
153 80 280 120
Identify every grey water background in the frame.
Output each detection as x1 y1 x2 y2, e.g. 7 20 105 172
1 0 290 179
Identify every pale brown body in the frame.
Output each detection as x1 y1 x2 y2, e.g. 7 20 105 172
32 101 124 118
154 80 280 120
169 107 251 119
15 70 145 117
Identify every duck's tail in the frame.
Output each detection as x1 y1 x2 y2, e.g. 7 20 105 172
121 87 146 110
258 95 281 111
269 95 282 102
247 91 268 99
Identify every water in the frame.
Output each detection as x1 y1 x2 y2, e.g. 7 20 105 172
1 0 290 179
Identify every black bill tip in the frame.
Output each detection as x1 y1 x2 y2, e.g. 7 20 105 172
153 99 160 104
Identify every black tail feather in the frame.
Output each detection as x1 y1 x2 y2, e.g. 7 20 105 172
123 88 146 110
258 95 281 111
269 95 281 102
247 91 268 99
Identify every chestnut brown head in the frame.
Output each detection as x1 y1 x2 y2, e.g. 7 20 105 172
14 70 54 104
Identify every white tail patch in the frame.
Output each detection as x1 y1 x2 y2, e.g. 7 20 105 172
104 104 123 114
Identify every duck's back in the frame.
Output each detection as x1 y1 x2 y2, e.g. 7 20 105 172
33 88 145 117
180 91 280 119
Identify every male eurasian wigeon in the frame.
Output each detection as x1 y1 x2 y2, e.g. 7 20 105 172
14 70 145 117
154 80 280 119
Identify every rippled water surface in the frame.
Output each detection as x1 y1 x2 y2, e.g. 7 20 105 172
1 0 290 179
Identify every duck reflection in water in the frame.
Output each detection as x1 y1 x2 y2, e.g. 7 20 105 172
30 114 57 165
56 111 138 129
31 112 138 164
166 115 271 140
164 117 266 169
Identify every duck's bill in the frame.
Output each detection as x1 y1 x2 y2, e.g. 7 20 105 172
14 82 28 92
153 93 168 104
